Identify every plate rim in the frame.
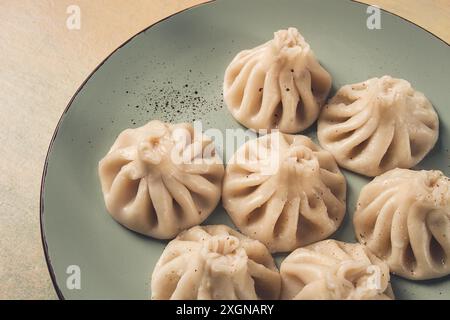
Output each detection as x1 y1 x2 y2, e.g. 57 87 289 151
39 0 449 300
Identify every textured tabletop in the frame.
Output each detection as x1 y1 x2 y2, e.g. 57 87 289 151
0 0 448 299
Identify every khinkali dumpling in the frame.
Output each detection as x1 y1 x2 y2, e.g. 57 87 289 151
280 240 394 300
151 225 281 300
354 168 450 280
224 27 332 133
98 120 224 239
222 132 346 253
318 76 439 177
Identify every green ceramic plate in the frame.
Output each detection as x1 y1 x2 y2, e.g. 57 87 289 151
41 0 450 299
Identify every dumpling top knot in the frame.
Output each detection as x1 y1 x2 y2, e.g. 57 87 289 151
204 235 241 256
368 76 414 112
378 75 409 91
137 121 172 166
272 27 309 55
324 260 385 300
285 142 320 173
416 170 450 208
201 235 248 275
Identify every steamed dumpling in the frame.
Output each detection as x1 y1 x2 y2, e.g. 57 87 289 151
280 240 394 300
98 120 224 239
354 168 450 280
224 27 332 133
222 132 346 253
151 225 281 300
318 76 439 177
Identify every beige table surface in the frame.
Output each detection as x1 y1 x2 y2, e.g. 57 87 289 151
0 0 449 300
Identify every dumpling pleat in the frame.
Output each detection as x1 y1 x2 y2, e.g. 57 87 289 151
148 176 177 235
98 148 134 191
369 197 397 256
317 186 345 223
356 118 395 167
247 259 280 300
226 57 259 109
410 209 437 274
336 109 379 154
226 176 278 218
318 168 345 199
152 255 188 299
318 77 438 177
238 64 266 119
278 68 300 131
294 70 318 129
107 165 140 213
355 187 398 239
170 258 203 300
321 98 365 120
175 173 219 205
266 187 292 243
320 102 372 143
254 66 282 128
121 178 155 233
223 173 271 192
298 192 336 241
306 56 332 100
162 174 199 225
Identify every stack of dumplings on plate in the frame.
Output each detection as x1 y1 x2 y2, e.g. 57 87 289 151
98 26 448 300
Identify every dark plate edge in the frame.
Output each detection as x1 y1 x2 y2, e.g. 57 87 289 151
39 0 449 301
39 0 214 300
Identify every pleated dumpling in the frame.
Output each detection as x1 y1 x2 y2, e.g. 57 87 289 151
354 168 450 280
318 76 439 177
280 240 394 300
98 120 224 239
151 225 281 300
224 27 332 133
222 132 346 253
